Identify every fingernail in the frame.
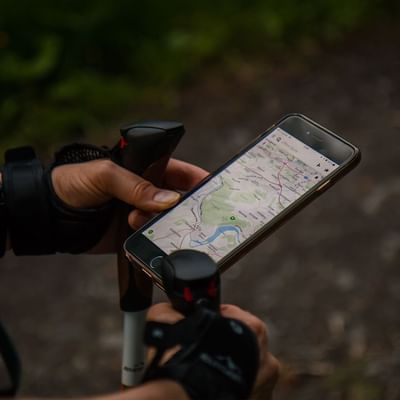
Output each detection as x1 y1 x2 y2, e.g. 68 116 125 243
153 190 180 204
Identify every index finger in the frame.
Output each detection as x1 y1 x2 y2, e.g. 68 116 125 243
164 159 209 191
147 302 185 324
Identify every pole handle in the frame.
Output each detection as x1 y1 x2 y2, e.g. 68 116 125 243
161 250 221 316
114 121 185 311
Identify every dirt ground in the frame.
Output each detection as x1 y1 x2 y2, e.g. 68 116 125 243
1 25 400 399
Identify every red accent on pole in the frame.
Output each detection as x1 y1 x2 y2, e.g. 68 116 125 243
207 279 218 298
120 137 128 149
183 287 193 302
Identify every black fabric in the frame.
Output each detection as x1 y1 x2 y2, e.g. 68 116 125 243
45 143 114 253
3 148 55 255
4 147 36 164
0 321 21 397
1 144 115 255
143 309 259 400
51 143 110 166
46 180 114 254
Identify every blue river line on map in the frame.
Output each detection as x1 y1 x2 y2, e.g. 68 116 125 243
190 225 241 247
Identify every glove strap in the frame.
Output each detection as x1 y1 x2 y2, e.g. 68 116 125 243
45 143 113 253
2 144 113 255
143 309 259 400
3 147 54 255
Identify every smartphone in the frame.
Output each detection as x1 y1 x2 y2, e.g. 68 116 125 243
124 114 361 289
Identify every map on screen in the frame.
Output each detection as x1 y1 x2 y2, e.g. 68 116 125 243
143 128 339 262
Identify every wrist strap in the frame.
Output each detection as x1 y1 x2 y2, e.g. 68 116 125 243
143 309 259 400
3 147 55 255
45 143 113 253
2 144 114 255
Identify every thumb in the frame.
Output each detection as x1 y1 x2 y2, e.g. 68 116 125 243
102 161 180 212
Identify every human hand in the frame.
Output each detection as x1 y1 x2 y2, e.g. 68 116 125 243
52 158 208 218
51 158 208 252
126 158 209 230
220 305 280 400
147 303 280 400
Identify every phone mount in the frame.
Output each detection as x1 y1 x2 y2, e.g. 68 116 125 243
161 250 221 316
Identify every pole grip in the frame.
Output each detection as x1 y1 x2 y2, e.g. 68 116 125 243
161 250 221 316
113 121 185 311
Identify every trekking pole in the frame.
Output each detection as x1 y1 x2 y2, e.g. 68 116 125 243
113 121 184 388
143 250 258 400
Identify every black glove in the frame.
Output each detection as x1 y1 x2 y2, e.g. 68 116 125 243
143 308 259 400
1 144 116 256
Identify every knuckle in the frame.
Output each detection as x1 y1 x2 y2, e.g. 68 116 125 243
147 303 172 320
247 314 268 338
221 304 240 314
128 179 154 203
147 302 184 324
98 159 116 182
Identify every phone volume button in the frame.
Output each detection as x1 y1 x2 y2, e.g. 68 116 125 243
317 180 331 192
141 268 153 279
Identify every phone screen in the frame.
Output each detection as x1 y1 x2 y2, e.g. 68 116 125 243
142 127 340 262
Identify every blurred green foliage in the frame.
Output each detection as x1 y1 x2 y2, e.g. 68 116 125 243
0 0 399 152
